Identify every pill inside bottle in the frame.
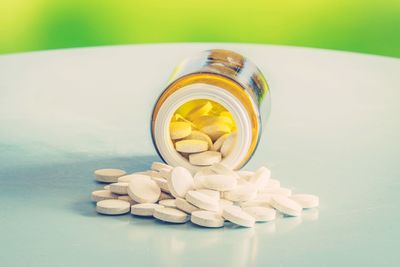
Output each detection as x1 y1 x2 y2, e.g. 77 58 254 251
151 49 270 173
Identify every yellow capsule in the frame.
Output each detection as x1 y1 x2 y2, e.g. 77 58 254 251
174 99 207 117
183 130 213 149
193 115 234 129
186 101 213 121
170 122 192 140
200 124 231 141
173 113 195 127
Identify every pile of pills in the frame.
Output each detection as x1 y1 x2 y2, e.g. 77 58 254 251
91 162 319 228
170 100 237 166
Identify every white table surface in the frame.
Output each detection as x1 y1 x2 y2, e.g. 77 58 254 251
0 44 399 267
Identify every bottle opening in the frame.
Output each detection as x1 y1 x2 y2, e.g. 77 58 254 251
169 99 238 166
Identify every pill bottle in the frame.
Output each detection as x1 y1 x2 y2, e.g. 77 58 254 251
151 49 270 173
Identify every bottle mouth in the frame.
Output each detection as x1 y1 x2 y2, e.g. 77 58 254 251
152 83 253 173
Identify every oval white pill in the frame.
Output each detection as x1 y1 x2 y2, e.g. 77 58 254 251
175 198 200 214
109 182 129 195
131 203 163 217
242 207 276 222
175 139 208 153
159 199 177 208
222 205 255 228
168 166 194 198
151 162 173 172
220 133 236 157
170 121 192 140
270 195 302 217
189 151 222 166
290 194 319 209
153 207 190 223
91 190 117 202
185 190 219 212
249 166 271 188
95 168 127 183
202 174 237 192
96 199 130 215
127 175 161 203
191 210 225 228
211 133 230 151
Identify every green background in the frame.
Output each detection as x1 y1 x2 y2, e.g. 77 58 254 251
1 0 399 57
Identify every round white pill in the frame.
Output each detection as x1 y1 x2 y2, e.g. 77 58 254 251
151 176 170 193
185 190 219 212
95 168 127 183
249 166 271 188
196 189 220 201
127 175 161 203
270 195 302 217
109 182 129 195
159 199 177 208
218 199 234 215
118 173 151 183
223 183 257 202
193 168 214 189
131 203 163 217
175 198 200 214
290 194 319 209
220 132 236 157
222 205 255 228
91 190 117 202
175 139 208 153
189 151 222 166
210 163 239 179
242 207 276 222
191 210 225 228
168 166 194 198
153 207 190 223
96 199 130 215
151 162 173 172
202 174 237 191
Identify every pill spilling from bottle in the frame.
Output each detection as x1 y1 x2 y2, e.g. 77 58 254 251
170 99 237 165
91 162 319 228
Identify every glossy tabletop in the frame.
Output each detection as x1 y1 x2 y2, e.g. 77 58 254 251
0 44 399 266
